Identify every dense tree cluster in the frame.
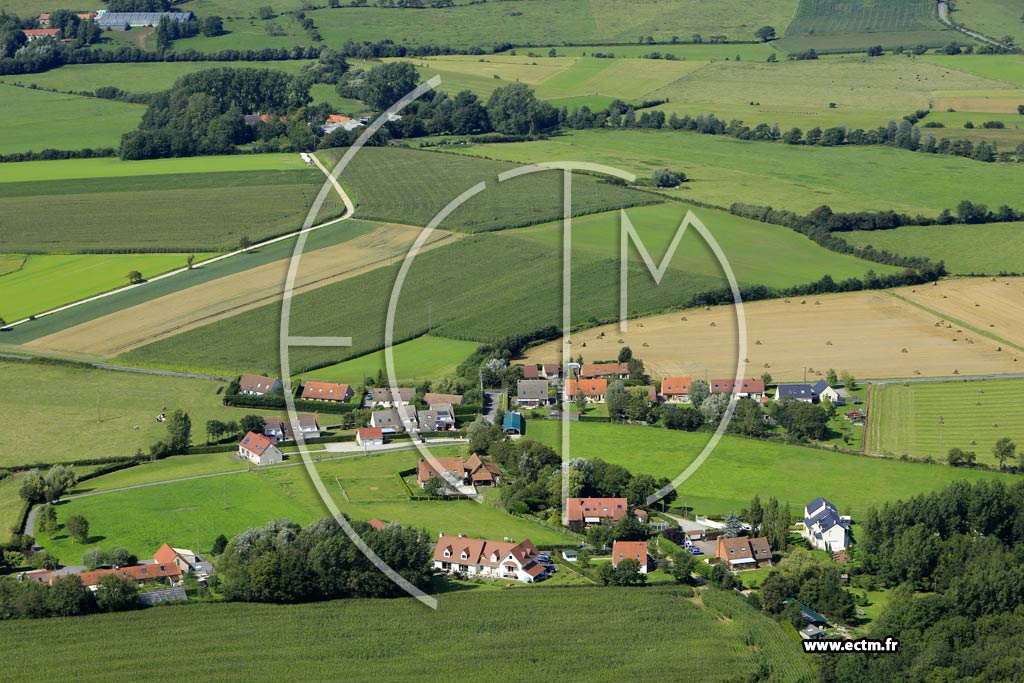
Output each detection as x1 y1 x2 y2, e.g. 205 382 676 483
218 518 431 603
825 479 1024 681
18 465 77 504
0 574 137 620
758 548 856 621
120 68 311 159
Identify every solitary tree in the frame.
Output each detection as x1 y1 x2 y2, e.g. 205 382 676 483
239 236 252 250
127 270 143 284
754 26 776 42
840 370 856 389
617 346 633 363
825 368 838 386
993 437 1017 470
211 534 229 555
186 254 195 270
668 550 696 584
37 505 58 534
240 414 266 435
65 515 90 543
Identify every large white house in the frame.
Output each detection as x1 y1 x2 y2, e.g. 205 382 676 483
431 533 548 583
802 497 850 552
238 431 283 466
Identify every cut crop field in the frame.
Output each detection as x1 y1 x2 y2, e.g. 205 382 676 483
0 360 282 468
778 0 955 53
0 587 811 683
118 197 892 375
0 168 327 253
36 448 571 565
866 379 1024 465
523 286 1021 381
25 221 455 359
0 60 314 94
0 252 217 322
452 129 1024 215
301 336 480 386
173 0 800 52
327 146 655 232
894 277 1024 351
0 84 144 155
524 420 1013 518
845 223 1024 275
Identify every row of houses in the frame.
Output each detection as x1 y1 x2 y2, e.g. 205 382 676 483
370 402 458 434
20 543 209 592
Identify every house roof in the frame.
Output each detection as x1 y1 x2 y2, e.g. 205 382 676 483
565 378 608 397
661 377 692 396
465 453 501 482
370 387 415 404
812 380 829 395
371 409 401 427
566 497 627 522
542 364 560 375
423 392 464 406
612 540 649 566
502 412 525 432
367 518 386 531
357 427 383 440
78 562 182 588
238 374 279 393
709 378 766 394
417 457 465 484
22 28 61 36
776 384 814 399
432 534 539 569
520 364 541 379
517 379 549 401
239 431 277 455
718 536 773 562
300 381 351 401
580 362 629 378
326 114 353 124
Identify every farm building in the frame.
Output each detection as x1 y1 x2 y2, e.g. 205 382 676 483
775 384 815 402
516 379 550 407
367 518 386 531
431 533 547 583
356 427 384 447
503 412 525 435
238 431 283 466
710 378 766 400
96 11 193 29
238 374 281 396
660 376 692 402
564 378 608 403
612 540 653 573
76 562 182 590
152 543 213 577
300 380 353 403
716 536 773 571
802 497 850 552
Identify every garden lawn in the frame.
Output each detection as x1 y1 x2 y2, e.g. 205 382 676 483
523 419 1014 517
70 453 246 496
0 587 811 683
1 253 218 322
302 336 479 386
866 379 1024 465
0 84 144 155
845 222 1024 275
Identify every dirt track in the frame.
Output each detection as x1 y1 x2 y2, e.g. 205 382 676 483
524 284 1022 381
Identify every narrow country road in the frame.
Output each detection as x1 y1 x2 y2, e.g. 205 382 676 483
936 0 1003 47
3 154 356 331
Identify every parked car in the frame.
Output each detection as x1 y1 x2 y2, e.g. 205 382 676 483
690 548 704 555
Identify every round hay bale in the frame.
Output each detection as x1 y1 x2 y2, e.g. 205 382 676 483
581 342 586 347
953 369 959 375
755 340 763 345
617 339 624 344
990 323 995 327
801 300 806 304
710 322 717 327
914 370 921 375
901 348 908 353
763 363 771 368
681 316 688 321
642 342 649 348
826 341 833 346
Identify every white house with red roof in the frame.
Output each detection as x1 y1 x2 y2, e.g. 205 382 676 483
356 427 384 447
432 533 548 583
612 540 653 573
660 376 692 402
238 431 283 465
565 497 630 530
300 381 353 402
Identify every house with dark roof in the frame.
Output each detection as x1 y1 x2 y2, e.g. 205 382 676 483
660 376 692 402
432 533 547 583
263 413 321 442
516 379 550 407
775 383 816 403
238 432 283 465
300 381 353 403
370 408 404 433
802 497 850 551
238 374 281 396
419 403 456 431
502 412 525 435
716 536 773 570
370 387 415 407
612 540 653 573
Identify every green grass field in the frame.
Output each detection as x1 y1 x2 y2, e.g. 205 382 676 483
952 0 1024 46
778 0 955 53
509 43 780 60
0 84 144 155
0 168 327 253
327 146 655 232
0 587 811 683
0 473 28 545
866 379 1024 465
0 153 306 183
0 61 314 94
37 448 572 564
845 222 1024 275
921 54 1024 87
0 252 217 322
523 419 1014 517
452 128 1024 215
302 336 480 386
173 0 799 52
0 360 284 468
121 195 893 375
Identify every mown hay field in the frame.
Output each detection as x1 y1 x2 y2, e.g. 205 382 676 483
0 252 216 322
845 223 1024 275
0 587 811 683
523 286 1021 381
452 128 1024 214
25 221 455 358
0 84 144 155
866 379 1024 465
895 277 1024 351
